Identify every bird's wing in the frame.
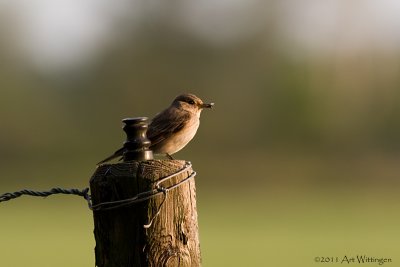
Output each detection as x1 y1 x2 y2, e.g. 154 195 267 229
147 107 190 147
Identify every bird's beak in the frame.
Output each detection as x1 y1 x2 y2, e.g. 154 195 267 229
200 102 214 109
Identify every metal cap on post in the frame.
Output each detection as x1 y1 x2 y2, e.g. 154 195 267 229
122 117 153 161
90 118 200 267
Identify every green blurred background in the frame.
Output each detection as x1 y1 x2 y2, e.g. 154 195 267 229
1 1 400 266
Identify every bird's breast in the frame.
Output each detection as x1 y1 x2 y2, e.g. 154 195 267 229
158 117 200 155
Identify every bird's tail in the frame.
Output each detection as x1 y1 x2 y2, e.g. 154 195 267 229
97 147 124 165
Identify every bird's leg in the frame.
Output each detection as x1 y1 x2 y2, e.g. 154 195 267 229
166 153 174 160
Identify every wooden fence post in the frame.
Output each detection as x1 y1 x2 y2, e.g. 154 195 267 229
89 118 201 267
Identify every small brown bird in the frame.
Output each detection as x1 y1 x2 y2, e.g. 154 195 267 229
98 93 214 164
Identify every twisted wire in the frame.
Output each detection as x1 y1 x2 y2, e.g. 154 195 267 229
0 161 195 227
0 187 90 203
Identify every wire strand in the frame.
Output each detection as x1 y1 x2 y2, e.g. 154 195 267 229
0 161 195 228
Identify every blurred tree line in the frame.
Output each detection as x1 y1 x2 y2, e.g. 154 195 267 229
1 2 400 188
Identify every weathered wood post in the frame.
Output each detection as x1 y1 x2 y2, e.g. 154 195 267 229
90 117 201 267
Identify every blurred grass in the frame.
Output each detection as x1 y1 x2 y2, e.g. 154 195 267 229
1 187 399 267
200 191 400 267
0 198 94 267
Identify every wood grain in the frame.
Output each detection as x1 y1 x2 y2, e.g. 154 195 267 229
90 160 200 267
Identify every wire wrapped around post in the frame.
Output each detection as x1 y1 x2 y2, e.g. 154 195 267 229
90 118 201 267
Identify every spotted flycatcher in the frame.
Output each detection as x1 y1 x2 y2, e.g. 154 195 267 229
98 93 214 164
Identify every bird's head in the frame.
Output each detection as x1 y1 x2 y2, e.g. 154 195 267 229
172 93 214 115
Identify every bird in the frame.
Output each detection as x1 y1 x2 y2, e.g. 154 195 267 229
98 93 214 164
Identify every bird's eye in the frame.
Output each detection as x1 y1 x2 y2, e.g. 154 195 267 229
188 100 195 105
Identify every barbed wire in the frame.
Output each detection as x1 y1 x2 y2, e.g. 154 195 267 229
0 161 195 228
